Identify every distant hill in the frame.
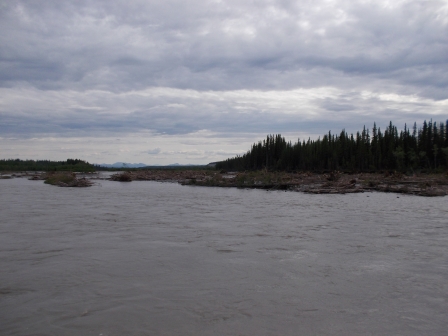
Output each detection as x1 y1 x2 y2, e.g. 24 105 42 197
96 162 204 168
165 163 202 167
144 163 202 168
96 162 149 168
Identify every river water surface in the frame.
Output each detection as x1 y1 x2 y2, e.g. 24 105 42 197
1 177 447 335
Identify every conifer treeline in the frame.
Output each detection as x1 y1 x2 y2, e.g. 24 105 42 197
0 159 95 172
216 120 448 172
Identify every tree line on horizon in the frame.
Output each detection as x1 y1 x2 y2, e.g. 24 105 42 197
0 159 95 172
216 120 448 172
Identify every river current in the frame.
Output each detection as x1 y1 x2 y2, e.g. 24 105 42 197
0 177 447 335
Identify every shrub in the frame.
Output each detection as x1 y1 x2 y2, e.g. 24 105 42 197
44 172 76 185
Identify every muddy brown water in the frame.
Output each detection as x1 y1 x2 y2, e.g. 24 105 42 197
1 177 447 335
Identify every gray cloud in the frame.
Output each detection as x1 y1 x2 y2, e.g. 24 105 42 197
1 0 447 162
0 85 446 140
1 0 447 94
147 148 161 155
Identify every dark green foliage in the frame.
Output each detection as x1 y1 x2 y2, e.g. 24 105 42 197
0 159 95 172
217 120 448 172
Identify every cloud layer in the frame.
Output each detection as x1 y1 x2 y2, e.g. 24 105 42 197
1 0 447 163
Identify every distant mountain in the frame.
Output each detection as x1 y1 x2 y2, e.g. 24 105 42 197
96 162 207 168
167 163 201 166
147 163 200 167
96 162 149 168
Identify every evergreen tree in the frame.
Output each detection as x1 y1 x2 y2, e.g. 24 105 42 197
216 120 448 172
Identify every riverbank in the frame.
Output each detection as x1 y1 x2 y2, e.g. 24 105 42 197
109 170 448 197
0 171 94 187
2 170 446 196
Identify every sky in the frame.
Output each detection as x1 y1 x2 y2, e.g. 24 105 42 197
1 0 447 165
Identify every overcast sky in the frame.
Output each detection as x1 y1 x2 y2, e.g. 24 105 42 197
1 0 447 164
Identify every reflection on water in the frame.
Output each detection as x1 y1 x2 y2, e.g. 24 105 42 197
0 178 447 335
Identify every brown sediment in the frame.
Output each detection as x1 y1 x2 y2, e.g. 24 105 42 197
109 170 448 197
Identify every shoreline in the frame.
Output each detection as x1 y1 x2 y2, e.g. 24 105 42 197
108 170 448 197
2 170 447 196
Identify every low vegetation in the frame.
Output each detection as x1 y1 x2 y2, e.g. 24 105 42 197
43 172 93 187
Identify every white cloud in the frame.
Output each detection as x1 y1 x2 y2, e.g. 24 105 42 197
0 0 447 163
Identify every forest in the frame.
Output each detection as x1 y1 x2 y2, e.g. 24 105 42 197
0 159 95 172
216 120 448 172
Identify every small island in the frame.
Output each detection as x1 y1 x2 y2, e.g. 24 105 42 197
1 119 447 196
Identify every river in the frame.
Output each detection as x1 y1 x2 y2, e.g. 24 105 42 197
0 177 447 335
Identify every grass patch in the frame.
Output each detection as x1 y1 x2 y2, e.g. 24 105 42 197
44 173 76 185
